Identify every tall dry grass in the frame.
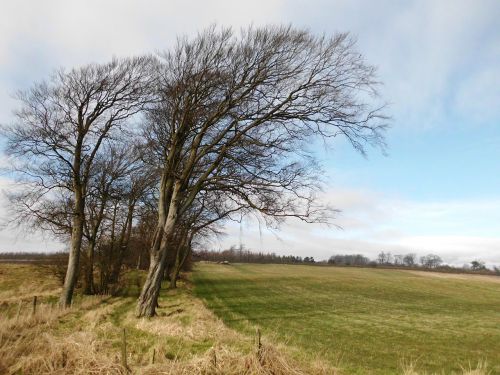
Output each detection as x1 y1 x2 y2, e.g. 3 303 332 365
0 297 122 374
0 295 335 374
401 360 491 375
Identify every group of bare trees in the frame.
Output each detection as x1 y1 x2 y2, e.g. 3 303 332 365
377 252 418 267
328 254 370 266
377 252 443 268
377 252 442 268
2 25 386 317
3 57 157 306
419 254 443 268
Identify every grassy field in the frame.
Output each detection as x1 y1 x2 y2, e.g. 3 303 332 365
0 262 498 374
193 263 500 374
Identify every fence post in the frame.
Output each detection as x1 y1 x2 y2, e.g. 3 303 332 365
256 327 263 363
32 296 37 316
62 349 67 367
151 348 155 365
121 328 128 370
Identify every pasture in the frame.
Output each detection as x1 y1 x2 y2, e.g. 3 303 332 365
0 262 498 374
193 263 500 374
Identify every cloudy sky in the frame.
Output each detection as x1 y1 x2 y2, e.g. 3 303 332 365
0 0 499 266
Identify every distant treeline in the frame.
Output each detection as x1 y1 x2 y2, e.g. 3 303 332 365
336 251 499 275
328 252 443 268
194 248 500 275
0 252 68 263
193 248 315 264
2 249 499 276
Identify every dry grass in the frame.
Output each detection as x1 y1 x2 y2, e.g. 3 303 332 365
0 265 336 374
406 270 500 284
0 300 333 374
133 287 334 374
137 343 318 375
133 290 242 341
401 360 491 375
460 361 491 375
0 296 121 374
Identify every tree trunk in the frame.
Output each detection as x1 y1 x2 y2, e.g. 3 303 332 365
169 266 179 289
135 249 166 317
83 241 96 295
169 239 185 289
169 254 180 289
59 189 84 308
101 202 119 292
136 181 180 317
170 234 192 289
164 262 171 281
85 193 108 295
136 253 142 270
110 202 134 283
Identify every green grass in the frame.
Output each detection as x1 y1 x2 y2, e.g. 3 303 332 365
193 263 500 374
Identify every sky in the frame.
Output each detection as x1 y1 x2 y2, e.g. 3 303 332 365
0 0 499 266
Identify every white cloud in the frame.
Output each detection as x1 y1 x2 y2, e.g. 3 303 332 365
283 0 500 129
218 187 500 267
392 235 500 267
0 0 285 67
1 1 498 128
0 0 287 124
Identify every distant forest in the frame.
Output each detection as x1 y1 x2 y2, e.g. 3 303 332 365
194 247 499 275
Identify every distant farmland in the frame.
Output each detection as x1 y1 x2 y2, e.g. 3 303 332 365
193 263 500 374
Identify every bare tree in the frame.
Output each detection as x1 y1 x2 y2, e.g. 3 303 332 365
403 253 417 267
328 254 370 266
393 254 404 266
420 254 443 269
81 141 155 294
377 251 393 265
470 260 485 271
108 151 159 284
3 57 155 307
136 25 387 317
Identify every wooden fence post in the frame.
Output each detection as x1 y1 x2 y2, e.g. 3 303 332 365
121 328 128 370
151 348 156 365
212 347 217 369
256 328 261 350
62 349 67 367
256 327 263 363
32 296 37 316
